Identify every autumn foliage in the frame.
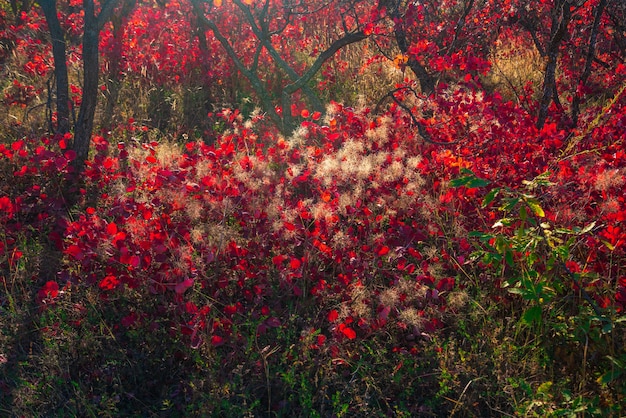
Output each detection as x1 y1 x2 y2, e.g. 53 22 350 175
1 0 625 415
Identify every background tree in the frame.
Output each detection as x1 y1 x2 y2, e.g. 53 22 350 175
379 0 496 95
1 0 33 69
37 0 126 171
37 0 71 133
72 0 125 170
189 0 379 134
510 0 624 129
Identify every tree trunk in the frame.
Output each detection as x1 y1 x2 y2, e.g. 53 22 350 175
571 0 608 127
386 3 436 95
73 5 99 172
537 0 571 130
101 0 135 129
38 0 70 134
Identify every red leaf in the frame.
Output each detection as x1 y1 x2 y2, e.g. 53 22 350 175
290 257 301 270
121 312 138 327
339 323 357 339
272 254 286 266
39 281 59 299
436 277 455 292
211 335 224 346
128 255 140 268
106 222 118 235
328 309 339 322
378 305 391 321
65 244 84 260
112 231 126 244
99 275 120 290
377 245 390 256
63 150 76 161
175 278 194 294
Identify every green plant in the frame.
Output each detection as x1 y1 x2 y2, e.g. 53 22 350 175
451 169 626 415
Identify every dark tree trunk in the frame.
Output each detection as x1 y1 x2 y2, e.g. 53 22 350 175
190 0 366 135
101 0 135 129
11 0 32 25
571 0 608 127
38 0 70 134
394 26 436 95
381 0 436 95
537 0 572 130
72 0 120 172
72 2 99 171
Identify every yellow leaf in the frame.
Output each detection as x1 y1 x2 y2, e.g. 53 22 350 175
393 54 408 69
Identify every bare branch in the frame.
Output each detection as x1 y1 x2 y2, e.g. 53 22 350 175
376 87 459 146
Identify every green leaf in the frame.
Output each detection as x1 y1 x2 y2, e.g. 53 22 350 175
466 177 491 188
481 188 499 207
522 305 542 325
554 245 569 260
505 249 514 267
536 381 553 396
526 199 545 217
606 355 626 368
449 177 468 188
468 231 491 238
502 197 520 211
519 205 527 221
492 217 513 228
523 172 554 189
602 240 616 251
597 369 622 385
449 170 490 188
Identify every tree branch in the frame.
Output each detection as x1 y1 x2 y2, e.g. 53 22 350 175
375 87 459 146
190 0 284 128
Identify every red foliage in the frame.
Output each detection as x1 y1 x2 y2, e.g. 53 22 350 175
1 0 624 358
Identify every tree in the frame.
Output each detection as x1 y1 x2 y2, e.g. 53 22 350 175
37 0 71 134
511 0 624 129
37 0 126 172
189 0 379 134
1 0 33 68
381 0 624 131
379 0 495 95
73 0 124 170
100 0 136 128
524 0 575 130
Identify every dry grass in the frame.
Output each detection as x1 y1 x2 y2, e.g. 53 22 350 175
483 36 545 106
